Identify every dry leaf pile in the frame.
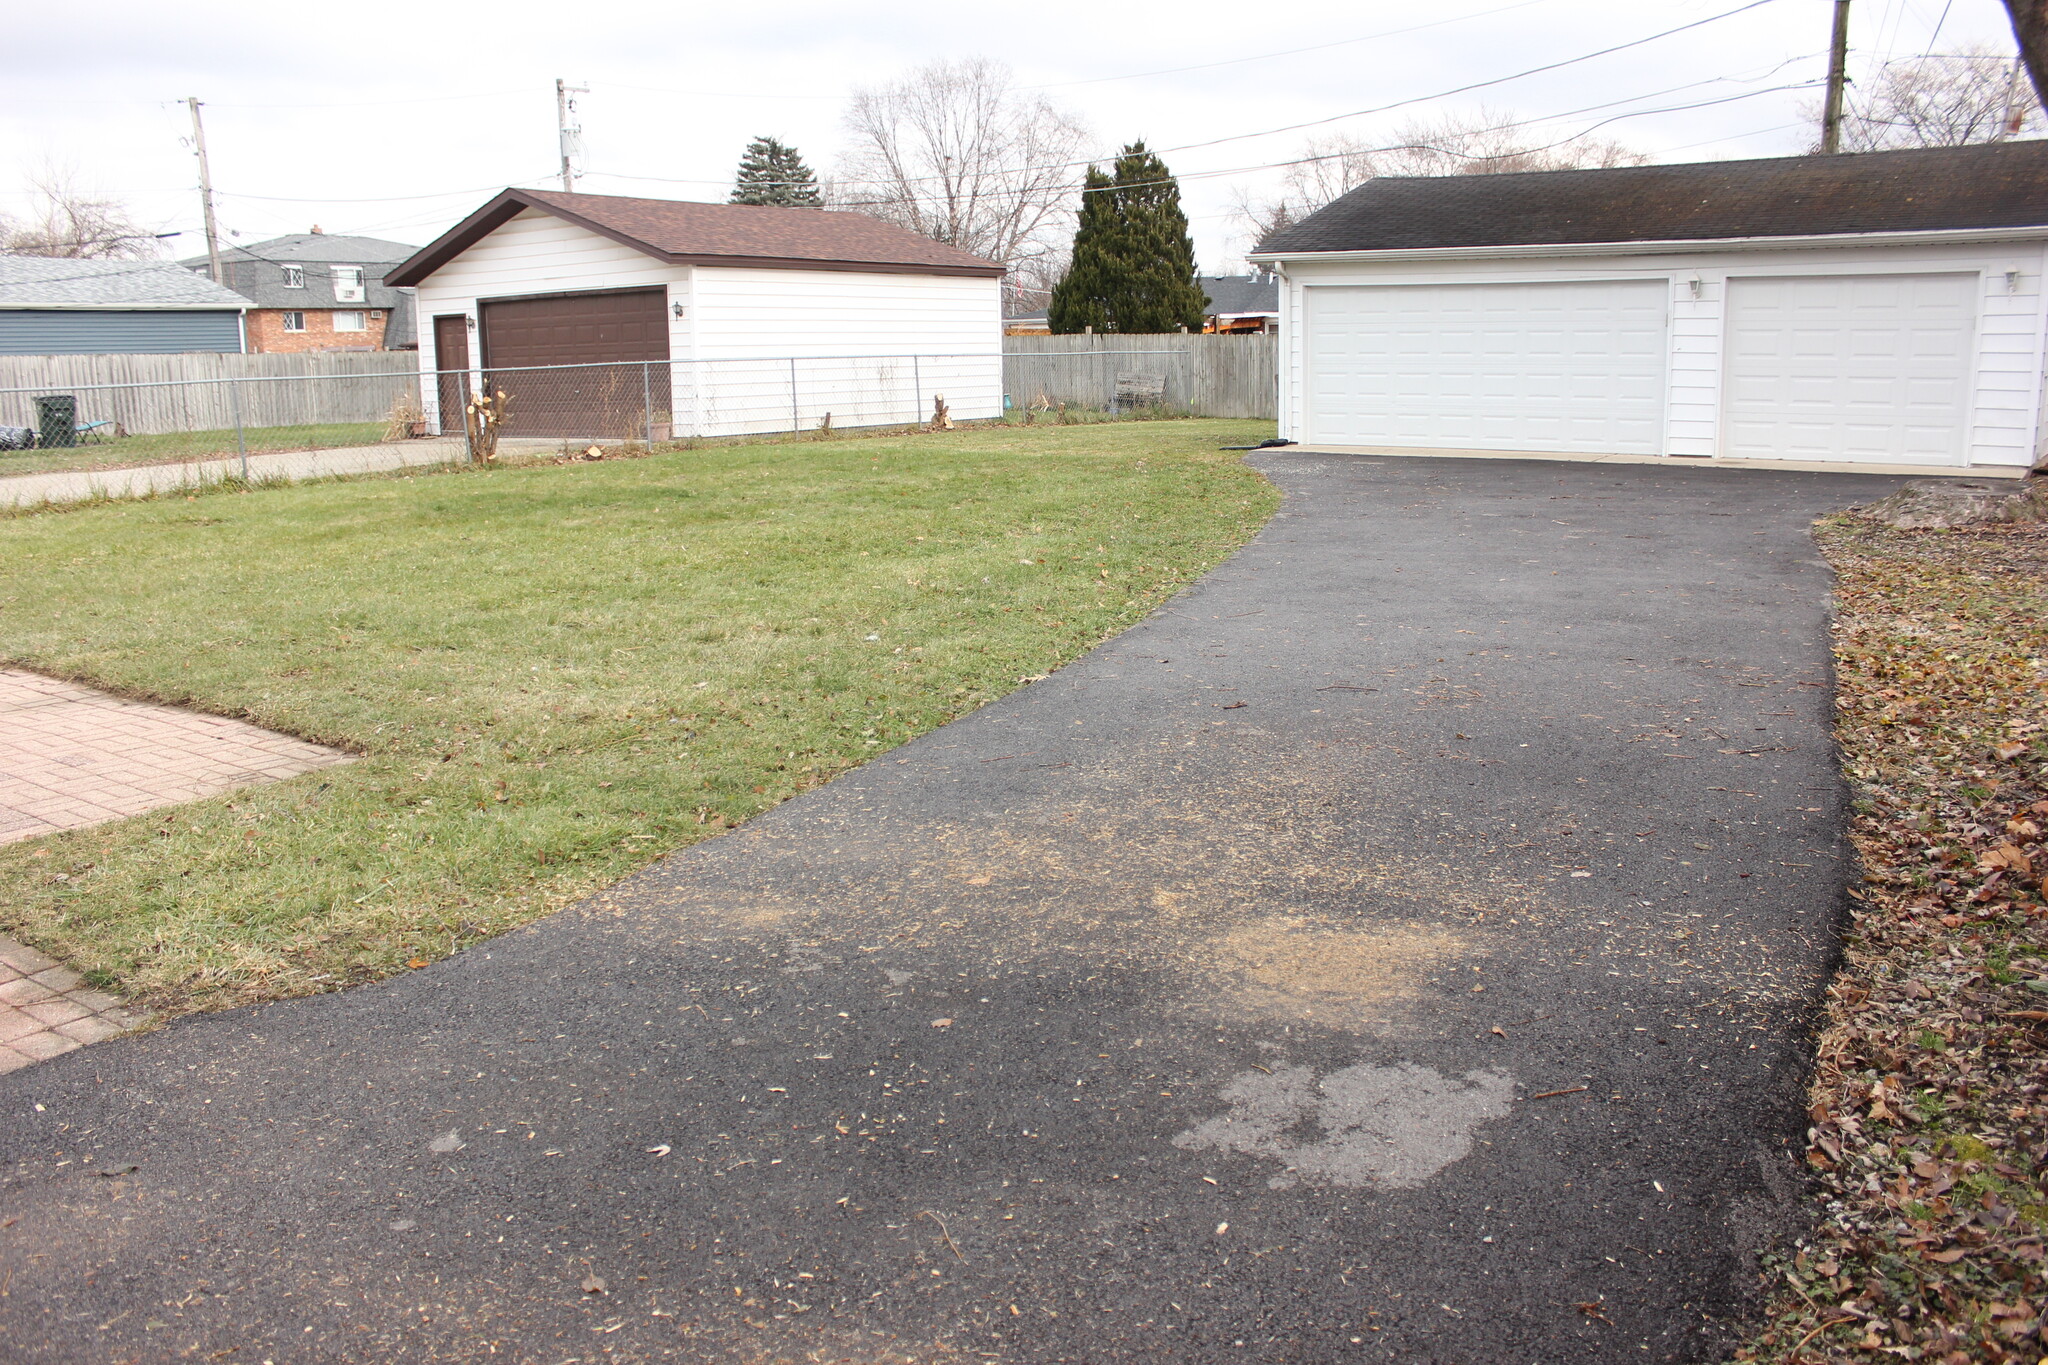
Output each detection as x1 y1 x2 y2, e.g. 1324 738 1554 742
1735 512 2048 1364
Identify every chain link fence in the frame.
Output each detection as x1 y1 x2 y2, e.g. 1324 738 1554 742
0 343 1264 480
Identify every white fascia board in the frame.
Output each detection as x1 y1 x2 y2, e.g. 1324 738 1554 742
1246 224 2048 266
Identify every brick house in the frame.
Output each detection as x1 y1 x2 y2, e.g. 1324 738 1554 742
182 230 417 353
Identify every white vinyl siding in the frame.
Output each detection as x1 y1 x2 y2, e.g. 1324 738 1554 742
1722 273 1976 464
408 207 1001 438
1304 279 1667 454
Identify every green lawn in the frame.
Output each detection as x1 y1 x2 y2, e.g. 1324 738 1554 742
0 419 1278 1017
0 422 388 477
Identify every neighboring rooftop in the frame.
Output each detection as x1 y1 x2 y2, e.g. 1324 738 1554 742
1199 274 1278 316
386 189 1006 286
184 232 419 269
1257 141 2048 255
179 233 419 310
0 256 250 310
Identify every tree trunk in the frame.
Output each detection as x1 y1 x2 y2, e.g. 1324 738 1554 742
2004 0 2048 110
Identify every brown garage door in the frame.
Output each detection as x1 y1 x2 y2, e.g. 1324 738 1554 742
479 289 670 439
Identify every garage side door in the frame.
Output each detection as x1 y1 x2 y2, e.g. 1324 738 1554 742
1722 274 1974 465
479 289 670 439
1304 280 1667 454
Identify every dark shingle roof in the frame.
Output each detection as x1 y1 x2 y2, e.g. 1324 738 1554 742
0 256 249 310
180 234 418 310
1258 142 2048 255
184 234 418 268
1198 274 1278 315
386 189 1005 287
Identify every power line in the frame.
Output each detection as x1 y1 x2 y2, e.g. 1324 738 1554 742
580 81 1821 215
1154 0 1786 159
1022 0 1565 88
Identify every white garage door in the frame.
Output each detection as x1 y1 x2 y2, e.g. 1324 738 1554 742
1304 279 1667 454
1722 273 1976 465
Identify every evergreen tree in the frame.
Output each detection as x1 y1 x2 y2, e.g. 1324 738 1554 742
1047 142 1205 334
730 137 822 207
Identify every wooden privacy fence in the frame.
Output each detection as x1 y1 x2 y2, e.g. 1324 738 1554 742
1001 334 1277 419
0 353 419 437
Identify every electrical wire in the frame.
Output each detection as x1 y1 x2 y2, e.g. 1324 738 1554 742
1024 0 1565 88
1153 0 1786 158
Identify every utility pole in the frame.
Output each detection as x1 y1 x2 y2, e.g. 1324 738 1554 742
1821 0 1853 153
556 79 589 192
186 97 223 284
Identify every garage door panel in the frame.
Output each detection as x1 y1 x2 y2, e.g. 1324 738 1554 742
479 289 670 439
1305 280 1668 453
1722 273 1975 464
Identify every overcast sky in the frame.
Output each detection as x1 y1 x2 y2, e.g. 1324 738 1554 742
0 0 2027 274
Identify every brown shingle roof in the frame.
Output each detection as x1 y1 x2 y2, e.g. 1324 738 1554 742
386 189 1004 286
1256 142 2048 256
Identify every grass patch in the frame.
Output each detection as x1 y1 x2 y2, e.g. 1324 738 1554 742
0 419 1278 1017
1735 514 2048 1363
0 422 387 477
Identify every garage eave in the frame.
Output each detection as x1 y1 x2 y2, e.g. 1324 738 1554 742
1248 223 2048 267
668 254 1005 279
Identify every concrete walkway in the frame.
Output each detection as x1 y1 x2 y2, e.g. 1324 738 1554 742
0 438 559 509
0 454 1908 1363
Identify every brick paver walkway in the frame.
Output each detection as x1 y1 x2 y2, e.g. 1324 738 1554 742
0 936 148 1074
0 668 355 1071
0 669 352 843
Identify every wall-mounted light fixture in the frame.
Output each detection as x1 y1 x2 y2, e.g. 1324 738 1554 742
672 302 687 319
465 315 477 331
1687 274 1704 300
2006 266 2023 294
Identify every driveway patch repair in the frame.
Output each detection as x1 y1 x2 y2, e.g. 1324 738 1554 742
0 454 1906 1362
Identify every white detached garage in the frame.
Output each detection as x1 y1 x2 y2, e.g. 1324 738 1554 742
384 189 1004 440
1252 142 2048 472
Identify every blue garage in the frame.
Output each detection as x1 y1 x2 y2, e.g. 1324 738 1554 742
0 257 247 355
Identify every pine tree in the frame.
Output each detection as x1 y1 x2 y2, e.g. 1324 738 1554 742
1047 142 1206 334
730 137 822 208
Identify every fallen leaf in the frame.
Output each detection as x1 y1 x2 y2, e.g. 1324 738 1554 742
931 1018 953 1028
582 1274 607 1294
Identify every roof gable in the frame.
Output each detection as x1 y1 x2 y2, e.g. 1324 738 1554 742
387 189 1005 287
1257 141 2048 256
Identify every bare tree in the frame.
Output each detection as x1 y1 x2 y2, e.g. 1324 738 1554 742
836 58 1089 273
1 169 160 259
1825 46 2041 150
1231 109 1646 257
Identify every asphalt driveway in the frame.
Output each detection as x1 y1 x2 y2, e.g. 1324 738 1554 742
0 453 1905 1363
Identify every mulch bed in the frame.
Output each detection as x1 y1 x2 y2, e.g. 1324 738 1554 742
1734 512 2048 1363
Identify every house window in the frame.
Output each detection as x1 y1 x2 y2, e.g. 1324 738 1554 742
332 266 366 303
333 311 368 332
281 265 304 289
281 311 306 332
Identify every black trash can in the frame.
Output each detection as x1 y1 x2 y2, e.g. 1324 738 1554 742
33 395 77 448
